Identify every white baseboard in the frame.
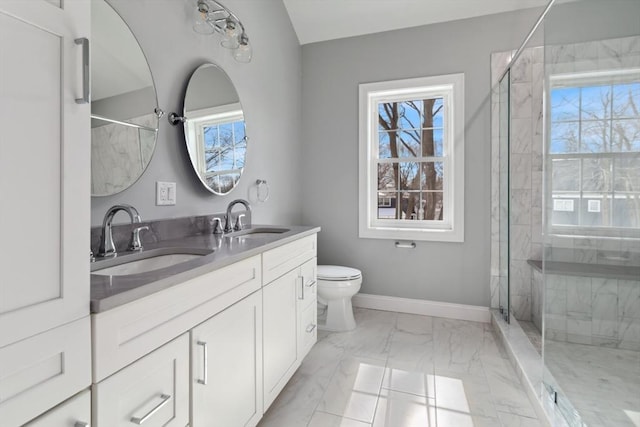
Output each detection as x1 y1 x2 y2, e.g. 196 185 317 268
352 293 491 323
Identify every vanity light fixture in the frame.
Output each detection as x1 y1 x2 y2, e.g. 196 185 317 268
193 0 252 63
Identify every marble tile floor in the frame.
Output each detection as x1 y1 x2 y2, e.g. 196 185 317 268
259 308 543 427
545 340 640 427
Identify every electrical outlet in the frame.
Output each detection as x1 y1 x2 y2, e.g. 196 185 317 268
156 181 176 206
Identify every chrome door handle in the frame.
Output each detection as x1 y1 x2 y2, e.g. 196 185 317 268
298 276 304 300
306 323 317 333
130 394 171 424
197 340 208 385
74 38 90 104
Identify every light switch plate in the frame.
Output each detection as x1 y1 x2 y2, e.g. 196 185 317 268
156 181 176 205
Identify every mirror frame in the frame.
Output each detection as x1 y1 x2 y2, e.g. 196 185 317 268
181 63 248 196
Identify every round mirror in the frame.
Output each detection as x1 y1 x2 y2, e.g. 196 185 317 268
91 0 159 196
183 63 247 195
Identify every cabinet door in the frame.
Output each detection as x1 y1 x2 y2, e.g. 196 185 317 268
263 269 299 410
24 389 91 427
191 291 263 427
0 0 91 348
93 334 189 427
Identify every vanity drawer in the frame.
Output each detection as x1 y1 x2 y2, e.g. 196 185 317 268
93 333 189 427
298 302 317 360
92 255 261 382
0 317 91 427
24 389 90 427
297 257 317 309
262 234 317 284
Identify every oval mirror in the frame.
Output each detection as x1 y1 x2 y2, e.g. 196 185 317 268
183 63 247 195
91 0 160 196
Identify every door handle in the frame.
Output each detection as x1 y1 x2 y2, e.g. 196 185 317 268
74 37 90 104
197 340 208 385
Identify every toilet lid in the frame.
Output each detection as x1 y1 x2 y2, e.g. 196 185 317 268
317 265 362 281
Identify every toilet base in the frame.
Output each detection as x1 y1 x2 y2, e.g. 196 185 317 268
317 298 356 332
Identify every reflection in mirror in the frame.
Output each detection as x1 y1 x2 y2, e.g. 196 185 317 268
91 0 159 196
183 64 247 195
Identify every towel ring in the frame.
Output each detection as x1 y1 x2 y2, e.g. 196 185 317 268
256 179 270 202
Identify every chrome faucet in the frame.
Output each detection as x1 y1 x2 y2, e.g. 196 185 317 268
224 199 251 232
98 204 142 257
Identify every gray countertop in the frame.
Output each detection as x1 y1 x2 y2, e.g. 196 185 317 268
90 225 320 313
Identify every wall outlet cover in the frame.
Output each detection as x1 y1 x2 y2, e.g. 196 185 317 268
156 181 176 206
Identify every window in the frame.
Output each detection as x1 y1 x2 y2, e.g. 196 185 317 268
186 103 247 194
549 69 640 234
359 74 464 242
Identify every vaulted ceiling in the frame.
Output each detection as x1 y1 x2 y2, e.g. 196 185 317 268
282 0 551 45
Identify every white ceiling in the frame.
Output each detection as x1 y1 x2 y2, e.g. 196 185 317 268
282 0 551 45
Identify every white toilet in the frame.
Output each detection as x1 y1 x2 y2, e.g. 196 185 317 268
317 265 362 331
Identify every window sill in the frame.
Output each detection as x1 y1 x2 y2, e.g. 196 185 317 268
359 226 464 242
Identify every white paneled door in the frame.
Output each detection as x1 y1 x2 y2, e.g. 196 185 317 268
0 0 90 346
0 1 90 426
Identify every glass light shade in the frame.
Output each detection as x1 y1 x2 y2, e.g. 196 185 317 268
220 18 240 48
193 9 214 34
233 37 252 63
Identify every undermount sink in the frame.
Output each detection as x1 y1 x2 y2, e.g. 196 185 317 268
226 227 290 238
92 247 214 276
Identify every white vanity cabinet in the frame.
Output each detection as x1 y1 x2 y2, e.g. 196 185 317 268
191 290 263 427
90 232 318 426
262 235 318 410
0 1 91 426
92 334 190 427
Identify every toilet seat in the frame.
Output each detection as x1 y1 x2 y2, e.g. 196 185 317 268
317 265 362 281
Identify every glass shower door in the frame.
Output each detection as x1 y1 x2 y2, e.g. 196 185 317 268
498 70 511 322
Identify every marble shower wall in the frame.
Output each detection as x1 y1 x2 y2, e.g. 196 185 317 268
91 112 157 196
490 46 545 322
490 35 640 328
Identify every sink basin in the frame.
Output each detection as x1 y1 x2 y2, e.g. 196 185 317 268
92 247 213 276
226 227 290 238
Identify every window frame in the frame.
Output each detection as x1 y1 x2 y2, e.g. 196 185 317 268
548 68 640 237
185 103 246 179
358 74 465 242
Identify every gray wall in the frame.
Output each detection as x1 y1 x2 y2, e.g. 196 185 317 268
300 9 544 307
544 0 640 45
91 0 302 226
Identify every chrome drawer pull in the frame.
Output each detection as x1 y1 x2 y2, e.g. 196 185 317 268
306 323 317 333
74 422 90 427
197 340 208 385
130 394 171 425
299 276 316 300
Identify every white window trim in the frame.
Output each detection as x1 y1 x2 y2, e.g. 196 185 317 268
358 74 465 242
548 68 640 238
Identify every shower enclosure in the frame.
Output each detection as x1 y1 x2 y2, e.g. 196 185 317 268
493 0 640 425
